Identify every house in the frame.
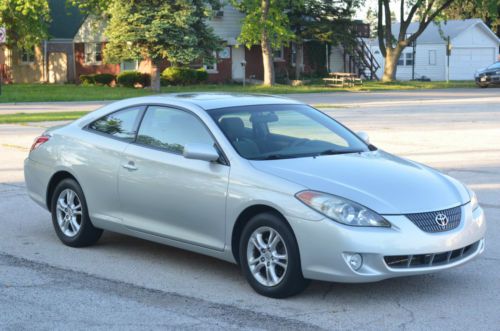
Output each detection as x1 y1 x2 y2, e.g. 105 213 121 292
0 0 86 83
368 19 500 81
1 1 372 84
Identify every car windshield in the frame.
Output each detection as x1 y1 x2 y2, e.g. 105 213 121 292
209 104 370 160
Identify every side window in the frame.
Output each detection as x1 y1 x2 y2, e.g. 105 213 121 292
88 106 143 141
136 106 214 154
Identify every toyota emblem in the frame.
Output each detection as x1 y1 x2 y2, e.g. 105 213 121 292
435 213 449 227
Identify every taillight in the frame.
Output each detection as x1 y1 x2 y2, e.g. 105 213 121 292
30 135 50 152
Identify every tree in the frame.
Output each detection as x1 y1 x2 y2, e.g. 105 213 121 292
71 0 221 92
287 0 358 80
377 0 498 82
444 0 500 36
231 0 294 85
0 0 50 51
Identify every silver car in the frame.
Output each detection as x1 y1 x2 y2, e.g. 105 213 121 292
24 93 486 298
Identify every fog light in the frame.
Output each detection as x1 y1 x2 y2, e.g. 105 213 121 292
349 254 363 271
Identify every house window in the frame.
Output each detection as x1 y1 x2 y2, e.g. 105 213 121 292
84 43 103 65
405 52 414 66
203 51 218 73
397 52 414 66
121 60 138 71
397 55 405 66
428 50 436 65
20 47 35 64
273 47 284 61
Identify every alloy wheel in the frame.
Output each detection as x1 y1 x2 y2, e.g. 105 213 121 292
56 188 83 237
246 226 288 287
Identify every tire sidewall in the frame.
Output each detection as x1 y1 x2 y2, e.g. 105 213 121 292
239 212 307 298
51 178 94 246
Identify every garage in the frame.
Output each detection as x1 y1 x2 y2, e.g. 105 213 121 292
372 19 500 81
450 48 496 80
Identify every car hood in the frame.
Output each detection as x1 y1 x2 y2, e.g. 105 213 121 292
250 150 469 214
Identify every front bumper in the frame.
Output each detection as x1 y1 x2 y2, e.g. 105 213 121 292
475 74 500 86
290 203 486 283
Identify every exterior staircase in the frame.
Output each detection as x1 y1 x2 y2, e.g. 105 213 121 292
344 38 380 80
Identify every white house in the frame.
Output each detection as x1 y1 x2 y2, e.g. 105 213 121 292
369 19 500 81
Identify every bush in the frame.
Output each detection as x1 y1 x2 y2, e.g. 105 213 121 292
79 74 95 85
94 73 115 86
117 71 150 88
162 67 204 85
195 68 208 83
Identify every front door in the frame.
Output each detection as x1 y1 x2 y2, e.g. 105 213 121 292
118 105 229 251
231 46 245 81
48 52 68 83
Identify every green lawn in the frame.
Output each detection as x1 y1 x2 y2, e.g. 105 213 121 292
0 80 476 103
0 111 89 124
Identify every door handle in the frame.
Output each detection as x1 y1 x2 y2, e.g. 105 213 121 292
122 161 138 171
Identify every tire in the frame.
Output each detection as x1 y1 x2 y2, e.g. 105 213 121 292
239 212 309 298
50 178 102 247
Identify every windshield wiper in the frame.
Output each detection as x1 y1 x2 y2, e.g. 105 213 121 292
251 153 306 160
316 149 363 157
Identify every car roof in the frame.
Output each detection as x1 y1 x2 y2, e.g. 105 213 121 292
147 93 303 110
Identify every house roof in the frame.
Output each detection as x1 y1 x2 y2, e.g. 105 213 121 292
48 0 86 39
392 19 499 44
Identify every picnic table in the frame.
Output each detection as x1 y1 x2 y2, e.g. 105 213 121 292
322 72 363 87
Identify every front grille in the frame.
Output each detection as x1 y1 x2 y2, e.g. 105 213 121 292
384 241 479 269
405 206 461 233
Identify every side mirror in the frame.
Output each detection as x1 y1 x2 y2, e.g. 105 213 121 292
183 143 220 162
356 131 370 145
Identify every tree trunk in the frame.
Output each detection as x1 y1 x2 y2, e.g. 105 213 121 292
260 0 274 86
295 43 303 80
151 59 162 92
382 47 402 82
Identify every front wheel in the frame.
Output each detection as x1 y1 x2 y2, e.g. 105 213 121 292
51 178 102 247
239 212 309 298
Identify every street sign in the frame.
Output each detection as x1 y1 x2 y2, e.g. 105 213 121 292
0 27 6 43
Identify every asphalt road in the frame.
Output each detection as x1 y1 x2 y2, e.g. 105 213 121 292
1 90 499 330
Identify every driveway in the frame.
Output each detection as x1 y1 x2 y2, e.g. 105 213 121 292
0 91 499 330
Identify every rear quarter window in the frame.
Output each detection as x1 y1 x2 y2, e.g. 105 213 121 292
88 106 143 141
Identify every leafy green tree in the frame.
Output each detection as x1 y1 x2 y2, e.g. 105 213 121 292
0 0 50 51
231 0 295 86
444 0 500 36
103 0 222 91
288 0 358 80
69 0 221 91
377 0 498 82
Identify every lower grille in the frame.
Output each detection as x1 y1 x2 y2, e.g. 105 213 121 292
405 206 462 233
384 241 479 269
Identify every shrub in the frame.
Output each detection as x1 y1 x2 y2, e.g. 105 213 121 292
117 71 149 88
196 68 208 83
94 73 115 86
79 74 95 85
162 67 202 85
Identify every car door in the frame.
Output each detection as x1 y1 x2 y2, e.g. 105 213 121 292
117 105 230 251
76 105 145 225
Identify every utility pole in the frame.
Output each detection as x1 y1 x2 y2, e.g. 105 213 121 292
446 36 452 83
411 39 417 80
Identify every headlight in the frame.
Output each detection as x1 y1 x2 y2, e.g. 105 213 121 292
296 190 391 227
468 188 479 211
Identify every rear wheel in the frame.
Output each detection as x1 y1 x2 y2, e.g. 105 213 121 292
51 179 102 247
239 212 309 298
